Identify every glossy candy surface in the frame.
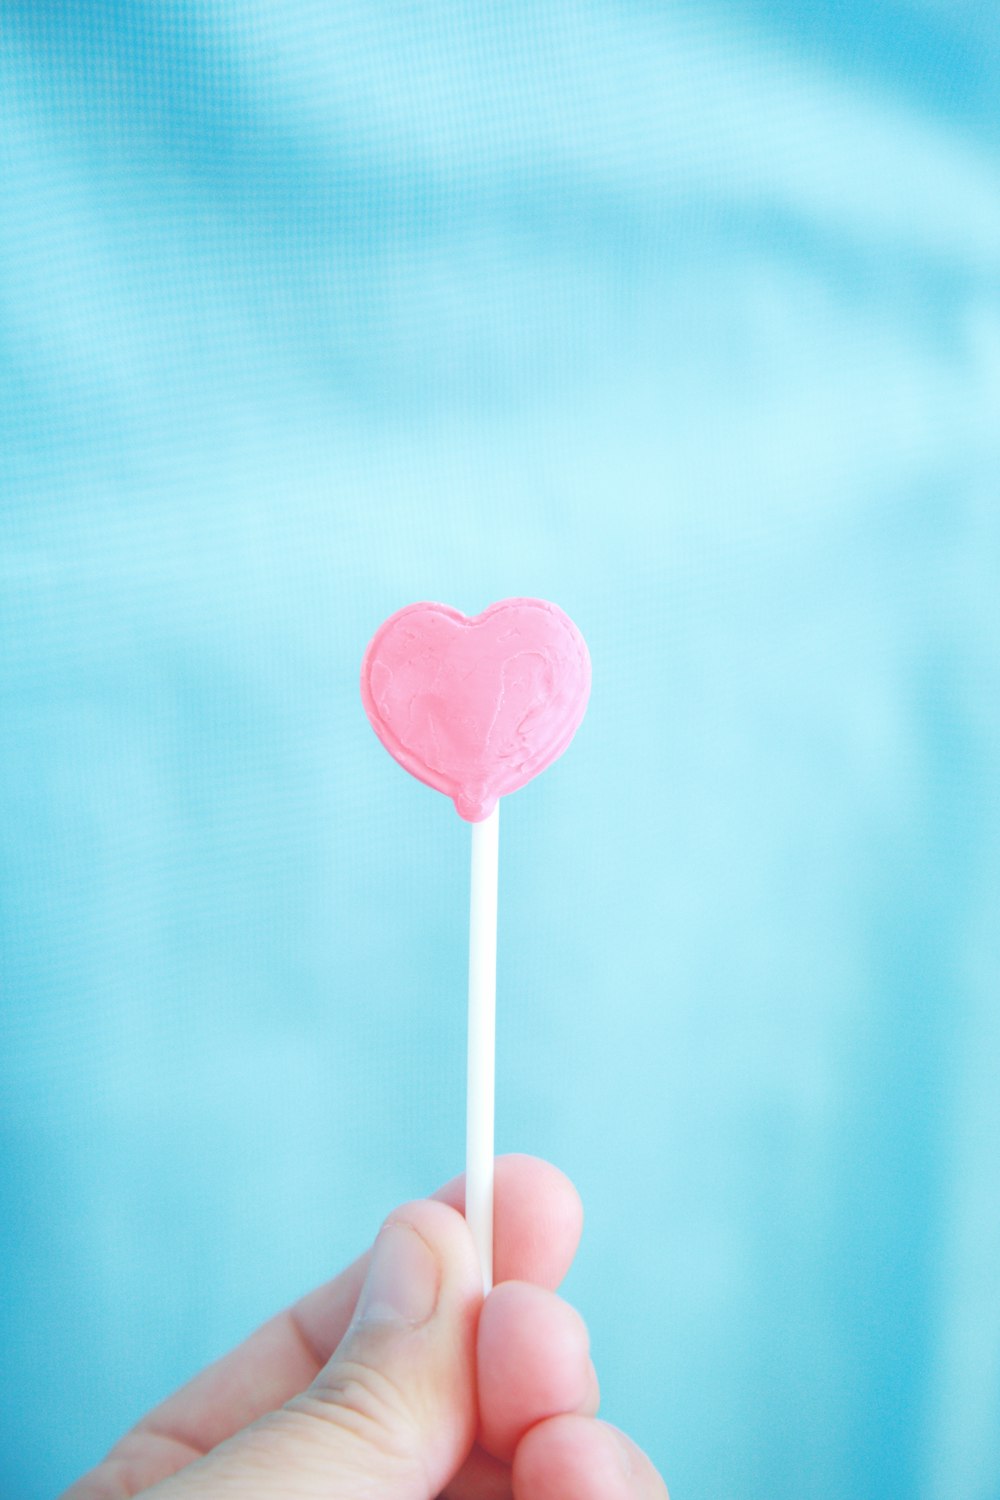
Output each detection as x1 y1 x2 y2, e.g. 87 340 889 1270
361 598 591 820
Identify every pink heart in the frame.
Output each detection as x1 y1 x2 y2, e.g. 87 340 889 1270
361 598 591 821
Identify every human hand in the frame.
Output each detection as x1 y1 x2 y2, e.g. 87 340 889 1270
63 1155 667 1499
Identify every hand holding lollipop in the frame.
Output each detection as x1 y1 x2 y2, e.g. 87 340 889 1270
64 612 669 1500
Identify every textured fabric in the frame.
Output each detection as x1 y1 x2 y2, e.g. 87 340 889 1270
2 4 999 1497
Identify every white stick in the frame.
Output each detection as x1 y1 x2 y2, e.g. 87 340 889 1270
466 801 499 1295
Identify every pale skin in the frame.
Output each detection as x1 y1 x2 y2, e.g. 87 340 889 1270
64 1155 668 1500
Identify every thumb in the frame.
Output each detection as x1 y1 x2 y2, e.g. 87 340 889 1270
166 1199 483 1500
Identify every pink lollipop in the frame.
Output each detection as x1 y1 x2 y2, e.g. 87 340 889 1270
361 598 591 1289
361 598 591 821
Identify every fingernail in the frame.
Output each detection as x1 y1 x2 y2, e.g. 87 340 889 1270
610 1425 636 1478
355 1221 440 1327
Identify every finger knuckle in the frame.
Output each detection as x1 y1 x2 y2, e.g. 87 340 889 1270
292 1355 427 1472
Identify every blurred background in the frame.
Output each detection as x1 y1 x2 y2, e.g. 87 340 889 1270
2 2 999 1496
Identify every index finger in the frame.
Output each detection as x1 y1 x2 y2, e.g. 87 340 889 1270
433 1152 584 1290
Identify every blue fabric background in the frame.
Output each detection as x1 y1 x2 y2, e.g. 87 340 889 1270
2 3 999 1496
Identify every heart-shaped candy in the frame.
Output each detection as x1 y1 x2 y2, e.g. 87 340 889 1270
361 598 591 821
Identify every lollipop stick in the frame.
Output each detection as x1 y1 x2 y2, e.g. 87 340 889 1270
466 801 498 1294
